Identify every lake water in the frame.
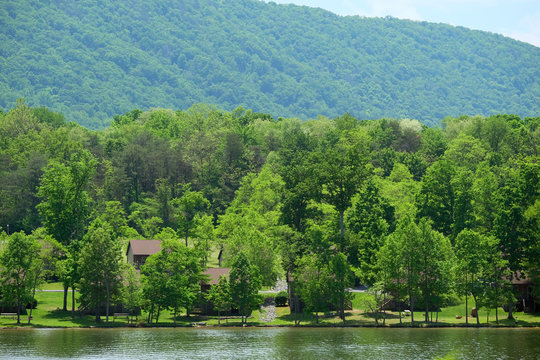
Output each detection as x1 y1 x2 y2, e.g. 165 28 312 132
1 327 539 359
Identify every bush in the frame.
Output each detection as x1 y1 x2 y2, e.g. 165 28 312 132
275 291 288 307
26 298 38 309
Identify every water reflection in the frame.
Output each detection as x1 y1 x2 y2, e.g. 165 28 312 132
1 328 539 359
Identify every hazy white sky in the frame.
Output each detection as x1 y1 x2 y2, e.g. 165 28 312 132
265 0 540 47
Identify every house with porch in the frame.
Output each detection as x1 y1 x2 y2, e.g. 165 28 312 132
512 273 539 313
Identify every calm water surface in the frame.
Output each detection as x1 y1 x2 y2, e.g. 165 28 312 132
1 327 540 359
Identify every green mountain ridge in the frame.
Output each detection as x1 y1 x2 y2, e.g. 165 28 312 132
1 0 539 128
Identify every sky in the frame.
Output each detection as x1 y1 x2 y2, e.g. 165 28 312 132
265 0 540 47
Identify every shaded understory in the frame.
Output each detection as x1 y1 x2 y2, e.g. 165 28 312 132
2 290 539 329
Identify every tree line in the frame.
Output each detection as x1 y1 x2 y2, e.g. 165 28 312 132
0 99 539 324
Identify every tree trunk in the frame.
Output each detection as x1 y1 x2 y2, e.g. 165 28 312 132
16 298 21 325
341 297 345 324
409 279 414 323
28 299 35 325
294 300 297 325
105 282 110 325
155 306 161 324
472 294 480 326
507 303 514 320
28 274 39 325
173 309 177 327
147 302 154 324
465 273 468 326
398 290 402 324
410 296 414 324
63 285 68 311
424 260 429 323
185 227 189 247
71 285 76 318
383 292 387 326
339 211 345 242
496 306 499 324
294 292 299 326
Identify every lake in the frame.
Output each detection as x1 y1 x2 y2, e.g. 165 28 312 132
1 327 539 359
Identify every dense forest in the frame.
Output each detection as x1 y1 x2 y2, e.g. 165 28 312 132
1 0 540 128
0 100 538 323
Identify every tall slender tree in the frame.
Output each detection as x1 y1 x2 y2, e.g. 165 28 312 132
294 253 331 324
319 129 370 245
205 275 232 325
229 252 262 324
454 229 489 326
417 218 454 323
393 216 422 323
0 232 41 324
37 150 96 310
79 219 123 324
173 184 210 246
327 252 354 323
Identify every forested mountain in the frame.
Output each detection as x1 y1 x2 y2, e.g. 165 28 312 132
1 0 539 128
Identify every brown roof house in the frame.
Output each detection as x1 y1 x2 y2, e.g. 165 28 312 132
126 240 161 269
197 267 231 315
512 273 539 313
126 240 232 314
201 268 231 291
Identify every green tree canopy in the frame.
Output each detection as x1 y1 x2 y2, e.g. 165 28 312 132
0 232 41 324
229 252 262 324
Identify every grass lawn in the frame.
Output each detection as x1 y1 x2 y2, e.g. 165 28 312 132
40 282 65 291
2 287 539 328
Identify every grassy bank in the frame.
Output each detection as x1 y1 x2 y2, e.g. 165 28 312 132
2 286 539 328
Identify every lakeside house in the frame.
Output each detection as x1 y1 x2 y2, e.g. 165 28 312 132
201 267 231 292
512 273 539 313
126 239 231 314
126 240 161 269
198 267 231 314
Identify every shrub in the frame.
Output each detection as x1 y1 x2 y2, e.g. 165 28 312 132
26 298 38 309
275 291 288 307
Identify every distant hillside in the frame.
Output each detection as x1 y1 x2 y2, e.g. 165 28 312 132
1 0 539 128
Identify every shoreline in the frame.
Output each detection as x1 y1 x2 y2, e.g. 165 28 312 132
3 323 540 330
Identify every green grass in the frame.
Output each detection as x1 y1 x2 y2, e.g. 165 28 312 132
2 288 539 328
204 245 222 268
40 282 65 290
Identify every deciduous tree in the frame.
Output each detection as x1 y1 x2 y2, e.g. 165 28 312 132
229 252 262 324
0 232 41 324
173 184 210 246
79 219 123 324
205 275 232 325
37 150 96 310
